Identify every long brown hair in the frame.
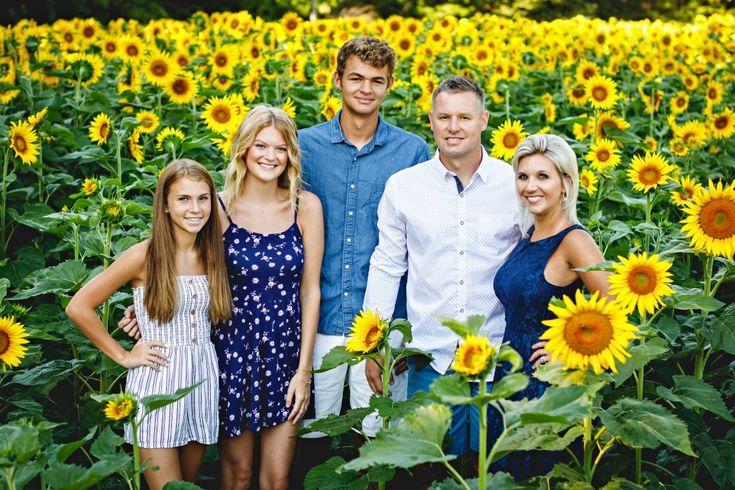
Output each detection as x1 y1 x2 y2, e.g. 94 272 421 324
145 159 231 324
223 105 302 212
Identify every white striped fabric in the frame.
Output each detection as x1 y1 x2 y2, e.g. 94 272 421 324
123 275 219 448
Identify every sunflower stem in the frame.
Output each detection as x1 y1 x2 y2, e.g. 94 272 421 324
1 149 10 255
442 460 470 490
583 416 593 482
649 84 656 139
115 130 123 195
635 312 647 485
478 379 488 490
504 87 510 121
381 345 391 432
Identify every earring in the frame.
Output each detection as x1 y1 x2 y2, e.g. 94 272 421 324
165 209 169 213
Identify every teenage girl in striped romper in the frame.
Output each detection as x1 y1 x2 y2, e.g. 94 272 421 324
66 159 232 489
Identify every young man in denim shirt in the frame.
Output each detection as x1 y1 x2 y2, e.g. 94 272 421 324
297 37 430 457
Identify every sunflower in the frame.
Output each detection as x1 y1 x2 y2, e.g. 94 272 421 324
65 53 104 88
209 44 239 75
143 51 178 87
321 96 341 121
710 108 735 140
669 137 689 157
670 91 689 115
540 290 637 375
89 113 112 145
671 175 703 206
585 138 620 171
705 80 724 106
411 54 431 79
155 127 186 151
103 394 137 421
212 130 236 157
120 35 145 65
580 168 599 194
345 309 387 355
135 111 160 134
573 117 594 141
608 252 674 315
680 180 735 260
451 334 495 379
242 72 261 102
312 68 332 88
281 97 296 119
9 121 40 165
596 111 630 140
628 152 676 192
0 316 30 370
575 60 599 82
585 75 618 110
201 96 239 133
100 199 124 223
280 12 301 35
674 120 708 149
164 72 198 105
27 108 48 128
117 65 142 94
128 129 144 164
566 81 589 106
82 177 98 196
99 35 120 60
643 137 657 152
491 120 528 162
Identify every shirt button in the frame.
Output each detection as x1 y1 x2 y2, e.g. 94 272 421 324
460 221 464 225
346 237 352 243
190 309 195 315
460 251 465 255
345 264 350 269
188 279 193 284
192 294 198 299
350 184 355 189
348 211 354 216
344 292 349 296
192 338 197 344
460 280 464 285
460 192 465 197
460 308 465 313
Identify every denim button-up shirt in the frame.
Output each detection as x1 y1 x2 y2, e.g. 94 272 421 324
299 112 431 336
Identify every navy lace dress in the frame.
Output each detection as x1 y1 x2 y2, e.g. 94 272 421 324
490 224 585 479
214 197 313 435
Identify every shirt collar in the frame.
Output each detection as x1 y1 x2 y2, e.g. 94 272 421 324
431 147 494 184
328 110 388 148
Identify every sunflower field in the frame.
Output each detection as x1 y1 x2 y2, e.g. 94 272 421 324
1 8 735 490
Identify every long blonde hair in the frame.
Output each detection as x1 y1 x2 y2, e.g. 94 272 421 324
145 159 232 324
223 105 302 211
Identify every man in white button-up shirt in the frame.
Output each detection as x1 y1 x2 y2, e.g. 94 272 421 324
363 76 521 456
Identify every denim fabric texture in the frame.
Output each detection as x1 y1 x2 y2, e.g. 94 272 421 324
299 111 431 336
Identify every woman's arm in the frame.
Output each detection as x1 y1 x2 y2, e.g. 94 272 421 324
564 229 611 296
66 242 168 369
287 191 324 424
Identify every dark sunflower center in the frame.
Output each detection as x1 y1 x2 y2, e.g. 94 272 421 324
127 45 139 57
365 325 380 347
640 166 661 185
105 42 116 53
583 68 595 79
286 20 298 30
213 106 231 123
100 122 109 139
503 133 519 148
572 86 586 98
592 86 608 102
13 135 27 152
699 198 735 239
708 88 717 99
627 266 656 294
477 51 488 61
462 346 484 371
715 116 729 130
177 56 189 67
0 330 9 355
173 79 188 95
564 311 614 355
676 98 686 107
151 61 167 77
83 26 95 38
400 39 411 50
215 54 227 67
64 33 73 42
597 149 610 162
251 47 260 58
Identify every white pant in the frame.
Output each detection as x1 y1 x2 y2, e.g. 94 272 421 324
301 332 407 438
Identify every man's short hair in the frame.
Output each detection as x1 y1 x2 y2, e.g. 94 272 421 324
336 37 396 78
432 76 485 110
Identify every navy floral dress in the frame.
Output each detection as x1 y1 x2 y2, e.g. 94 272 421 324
214 197 310 435
490 224 585 479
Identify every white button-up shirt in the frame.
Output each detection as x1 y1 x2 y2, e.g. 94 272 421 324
363 149 521 375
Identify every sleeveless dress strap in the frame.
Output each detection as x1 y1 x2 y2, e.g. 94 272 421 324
217 194 233 224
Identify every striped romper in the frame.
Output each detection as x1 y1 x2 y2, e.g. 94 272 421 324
123 275 219 448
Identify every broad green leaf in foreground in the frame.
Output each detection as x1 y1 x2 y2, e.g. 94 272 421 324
342 403 454 471
656 375 735 422
599 398 695 456
297 407 373 437
493 424 585 462
140 380 204 413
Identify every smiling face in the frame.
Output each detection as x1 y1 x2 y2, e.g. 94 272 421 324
334 55 393 118
165 176 212 239
515 153 568 218
429 90 488 165
244 125 289 184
